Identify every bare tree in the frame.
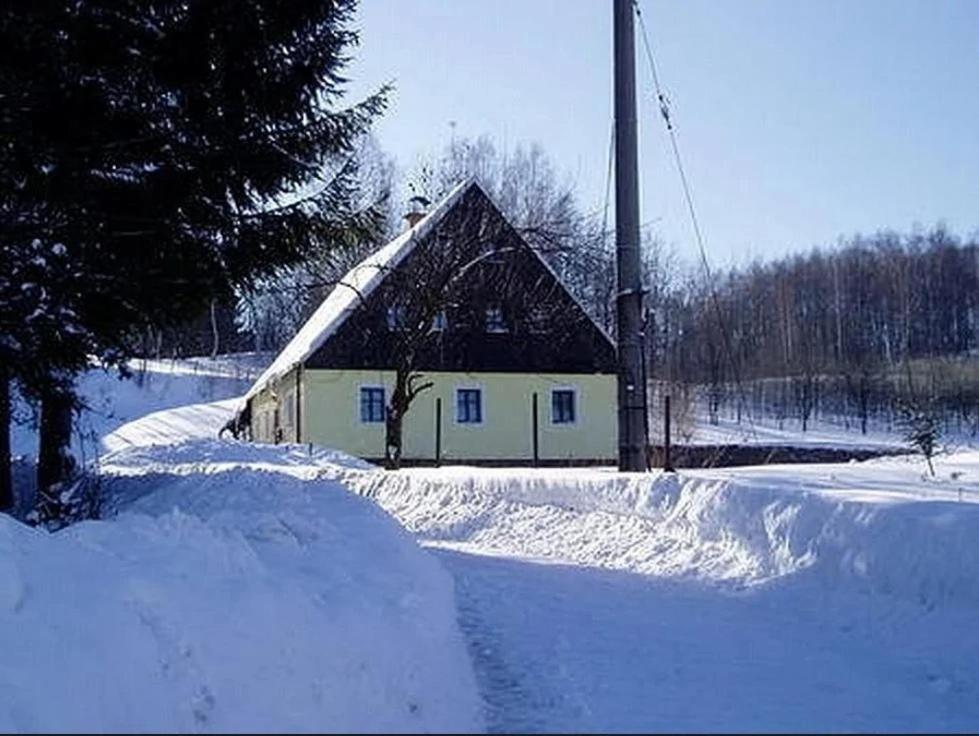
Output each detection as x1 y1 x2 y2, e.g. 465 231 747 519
370 189 602 469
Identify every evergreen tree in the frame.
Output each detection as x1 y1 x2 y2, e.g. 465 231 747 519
0 0 387 522
897 399 942 477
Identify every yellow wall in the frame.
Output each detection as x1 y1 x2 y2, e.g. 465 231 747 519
299 369 616 462
249 368 300 443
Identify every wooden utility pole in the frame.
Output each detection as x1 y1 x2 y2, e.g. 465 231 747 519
614 0 649 471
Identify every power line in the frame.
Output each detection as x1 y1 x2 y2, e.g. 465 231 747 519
632 0 758 442
601 123 615 250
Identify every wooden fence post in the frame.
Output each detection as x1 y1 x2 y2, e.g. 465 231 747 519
435 397 442 467
664 394 675 472
532 393 540 467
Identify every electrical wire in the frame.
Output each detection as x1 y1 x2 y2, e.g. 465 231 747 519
632 0 758 442
602 124 615 250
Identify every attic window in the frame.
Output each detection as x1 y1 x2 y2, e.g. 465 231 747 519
528 306 550 334
485 305 508 334
386 305 406 332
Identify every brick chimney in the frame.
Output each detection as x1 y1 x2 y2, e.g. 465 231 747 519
403 211 426 229
403 194 431 230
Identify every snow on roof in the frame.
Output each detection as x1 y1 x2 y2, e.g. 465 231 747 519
242 178 476 403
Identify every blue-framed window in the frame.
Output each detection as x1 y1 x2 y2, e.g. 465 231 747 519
360 386 386 423
386 305 406 331
485 305 508 333
551 389 576 424
456 388 483 424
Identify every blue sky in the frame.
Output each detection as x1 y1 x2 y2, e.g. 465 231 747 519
347 1 979 264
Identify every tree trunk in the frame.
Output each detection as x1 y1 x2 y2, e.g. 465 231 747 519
210 299 220 359
36 383 77 523
384 408 404 471
0 364 12 512
384 371 409 471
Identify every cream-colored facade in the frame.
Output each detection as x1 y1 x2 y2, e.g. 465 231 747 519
251 368 616 463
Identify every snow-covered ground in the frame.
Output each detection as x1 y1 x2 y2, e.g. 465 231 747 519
684 412 906 448
10 354 268 460
2 359 483 733
676 402 978 451
349 458 979 731
351 457 979 591
6 354 979 732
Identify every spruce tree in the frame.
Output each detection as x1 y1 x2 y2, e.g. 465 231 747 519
0 0 387 522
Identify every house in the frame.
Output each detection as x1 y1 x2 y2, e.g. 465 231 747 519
239 179 617 465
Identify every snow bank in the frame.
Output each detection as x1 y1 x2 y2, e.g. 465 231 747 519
101 398 240 453
10 354 267 460
350 454 979 609
0 439 482 733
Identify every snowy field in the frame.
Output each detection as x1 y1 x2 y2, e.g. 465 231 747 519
684 412 906 448
675 402 978 451
6 356 979 732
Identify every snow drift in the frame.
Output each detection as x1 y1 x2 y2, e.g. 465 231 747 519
0 439 482 733
10 354 266 460
350 457 979 609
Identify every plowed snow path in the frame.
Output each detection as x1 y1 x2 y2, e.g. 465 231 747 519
436 548 979 733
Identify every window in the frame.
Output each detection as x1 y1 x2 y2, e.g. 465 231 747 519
528 306 550 334
360 386 386 423
456 388 483 424
485 305 508 333
431 310 448 331
551 389 576 424
283 390 295 427
386 305 406 332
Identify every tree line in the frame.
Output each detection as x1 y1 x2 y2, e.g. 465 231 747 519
648 228 979 438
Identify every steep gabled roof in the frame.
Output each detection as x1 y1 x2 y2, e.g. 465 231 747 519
242 179 474 403
243 178 617 404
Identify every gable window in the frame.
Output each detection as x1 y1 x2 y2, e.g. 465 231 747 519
485 305 508 334
551 389 576 424
386 305 406 332
359 386 386 423
528 306 550 334
456 388 483 424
